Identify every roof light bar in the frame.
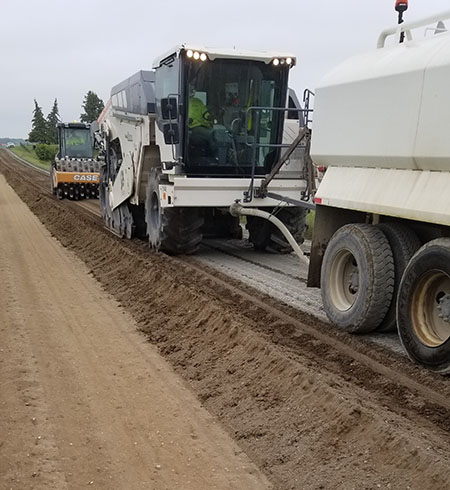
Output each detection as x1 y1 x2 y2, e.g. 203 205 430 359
186 50 208 61
272 57 294 67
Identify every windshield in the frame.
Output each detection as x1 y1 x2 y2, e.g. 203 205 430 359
184 58 288 176
63 128 94 159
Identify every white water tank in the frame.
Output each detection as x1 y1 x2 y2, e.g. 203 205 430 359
311 26 450 172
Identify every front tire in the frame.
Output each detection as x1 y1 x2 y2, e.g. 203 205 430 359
397 238 450 374
321 224 394 333
145 169 204 254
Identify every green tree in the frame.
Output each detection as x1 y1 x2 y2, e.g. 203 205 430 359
46 98 60 144
28 100 48 144
80 91 104 123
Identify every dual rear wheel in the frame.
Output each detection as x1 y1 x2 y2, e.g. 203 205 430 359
397 239 450 374
321 223 450 373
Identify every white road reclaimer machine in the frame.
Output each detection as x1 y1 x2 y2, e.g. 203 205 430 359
97 46 313 254
306 6 450 373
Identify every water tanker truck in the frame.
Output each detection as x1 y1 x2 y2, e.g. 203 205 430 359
305 8 450 374
96 46 312 253
229 6 450 374
232 8 446 375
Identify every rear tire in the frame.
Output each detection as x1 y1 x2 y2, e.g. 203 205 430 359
376 223 421 332
397 238 450 374
246 207 308 253
321 224 394 333
145 169 204 255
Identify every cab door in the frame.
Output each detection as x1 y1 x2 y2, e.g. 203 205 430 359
154 53 183 166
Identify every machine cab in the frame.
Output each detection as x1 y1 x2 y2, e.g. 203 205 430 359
57 122 94 160
153 45 296 177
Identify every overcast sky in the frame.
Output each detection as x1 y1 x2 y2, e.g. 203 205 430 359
1 0 449 138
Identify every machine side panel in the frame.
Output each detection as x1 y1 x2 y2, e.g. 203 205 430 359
160 177 306 208
414 40 450 170
106 113 152 209
315 166 450 227
111 70 156 115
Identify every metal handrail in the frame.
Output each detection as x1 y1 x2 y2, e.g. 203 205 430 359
377 9 450 48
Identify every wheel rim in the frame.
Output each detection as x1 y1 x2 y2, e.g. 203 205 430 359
411 270 450 347
150 191 160 231
328 249 360 311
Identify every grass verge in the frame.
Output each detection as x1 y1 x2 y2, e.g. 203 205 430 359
10 145 51 171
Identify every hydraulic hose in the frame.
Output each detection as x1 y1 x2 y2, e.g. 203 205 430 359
229 203 309 265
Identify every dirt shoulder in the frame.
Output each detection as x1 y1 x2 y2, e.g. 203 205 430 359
0 175 271 490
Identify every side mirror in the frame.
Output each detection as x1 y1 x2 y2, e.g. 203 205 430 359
161 97 178 120
163 123 179 145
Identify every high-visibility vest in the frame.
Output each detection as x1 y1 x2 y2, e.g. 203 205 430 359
189 97 212 129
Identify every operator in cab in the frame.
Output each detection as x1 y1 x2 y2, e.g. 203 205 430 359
188 88 216 157
66 128 85 147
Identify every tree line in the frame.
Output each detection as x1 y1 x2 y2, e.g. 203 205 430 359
28 91 104 144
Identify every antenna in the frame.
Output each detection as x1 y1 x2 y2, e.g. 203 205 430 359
395 0 408 43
